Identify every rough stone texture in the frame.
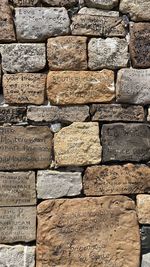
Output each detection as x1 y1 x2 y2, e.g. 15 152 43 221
101 123 150 162
120 0 150 22
0 106 26 123
85 0 119 9
12 0 39 5
0 206 36 243
37 170 82 199
71 14 126 37
27 105 89 123
130 23 150 68
0 245 35 267
54 122 102 166
0 0 16 42
83 164 150 196
47 70 115 105
116 69 150 105
142 253 150 267
147 108 150 121
3 73 46 105
37 196 140 267
141 226 150 250
41 0 78 7
0 44 46 73
0 126 52 170
15 8 70 42
137 195 150 224
0 171 36 206
78 7 119 16
88 38 129 70
47 36 87 70
90 104 144 122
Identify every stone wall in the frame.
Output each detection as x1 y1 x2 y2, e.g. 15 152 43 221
0 0 150 266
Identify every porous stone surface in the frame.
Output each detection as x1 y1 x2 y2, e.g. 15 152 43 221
47 70 115 105
0 0 16 42
85 0 119 9
78 7 119 16
27 105 89 123
0 106 26 123
101 123 150 162
37 170 82 198
116 69 150 105
130 23 150 68
90 104 144 121
0 206 36 243
147 108 150 121
137 195 150 224
54 122 102 166
0 245 35 267
3 73 46 105
37 196 140 267
0 126 52 170
88 38 129 69
71 14 126 37
141 226 150 250
83 164 150 195
15 7 70 41
142 253 150 267
41 0 78 7
12 0 39 5
120 0 150 22
0 44 46 73
47 36 87 70
0 171 36 206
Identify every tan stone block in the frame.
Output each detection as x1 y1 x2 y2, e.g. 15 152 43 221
137 195 150 224
3 73 46 105
120 0 150 21
37 196 140 267
47 70 115 105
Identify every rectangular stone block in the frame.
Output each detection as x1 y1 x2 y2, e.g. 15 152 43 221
12 0 39 5
27 105 89 123
101 123 150 162
47 36 87 70
137 195 150 224
54 122 102 166
0 171 36 206
3 73 46 105
90 104 144 121
141 226 150 251
0 126 52 170
120 0 150 21
147 108 150 121
0 245 35 267
116 69 150 105
0 106 26 123
71 14 126 37
78 7 119 17
41 0 78 7
37 170 82 199
47 70 115 105
83 164 150 196
85 0 119 9
88 38 129 70
37 196 140 267
15 7 70 41
0 206 36 243
0 44 46 73
142 253 150 267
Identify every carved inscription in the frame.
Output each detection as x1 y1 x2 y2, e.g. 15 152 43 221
0 107 26 123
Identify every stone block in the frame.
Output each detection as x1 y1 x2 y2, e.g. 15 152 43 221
137 195 150 224
41 0 78 7
0 106 26 123
147 108 150 121
142 253 150 267
78 7 119 16
120 0 150 21
85 0 119 9
47 70 115 105
12 0 39 5
141 226 150 251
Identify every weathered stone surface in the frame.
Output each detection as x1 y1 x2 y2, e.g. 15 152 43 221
71 14 126 37
1 44 46 73
116 69 150 105
91 104 144 121
120 0 150 22
27 105 89 123
0 106 26 123
12 0 39 5
142 253 150 267
41 0 78 7
88 38 129 69
147 108 150 121
0 171 36 206
85 0 119 9
0 245 35 267
47 36 87 70
0 126 52 170
3 73 46 105
141 226 150 250
83 164 150 196
130 23 150 68
37 170 82 199
78 7 119 16
37 196 140 267
47 70 115 105
137 195 150 224
15 8 70 41
54 122 101 166
0 0 16 42
0 206 36 243
101 123 150 162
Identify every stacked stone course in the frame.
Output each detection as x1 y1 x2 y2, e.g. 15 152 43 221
0 0 150 266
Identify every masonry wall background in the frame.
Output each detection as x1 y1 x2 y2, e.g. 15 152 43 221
0 0 150 266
